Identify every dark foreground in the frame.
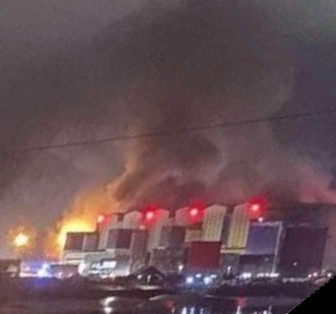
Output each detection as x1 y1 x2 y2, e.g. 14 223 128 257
0 296 301 314
0 277 312 313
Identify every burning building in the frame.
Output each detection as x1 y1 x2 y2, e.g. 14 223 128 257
40 1 336 268
60 201 336 278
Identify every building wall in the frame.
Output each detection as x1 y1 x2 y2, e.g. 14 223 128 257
64 232 98 252
147 209 170 252
159 225 186 248
317 206 336 271
220 253 240 275
226 204 250 250
235 222 283 276
175 207 191 226
123 211 142 229
281 204 336 272
62 251 87 265
202 205 227 241
186 241 221 272
82 233 99 252
106 229 133 250
185 227 202 243
62 202 336 276
97 215 119 250
239 255 274 275
245 222 282 256
278 226 327 277
130 230 148 272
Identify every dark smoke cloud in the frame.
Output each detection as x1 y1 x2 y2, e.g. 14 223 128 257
105 0 296 209
105 0 336 209
2 0 336 255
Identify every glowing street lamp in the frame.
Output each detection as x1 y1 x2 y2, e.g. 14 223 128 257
7 225 36 259
14 232 29 248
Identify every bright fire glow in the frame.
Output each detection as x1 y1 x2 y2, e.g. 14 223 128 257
57 219 94 249
14 233 29 247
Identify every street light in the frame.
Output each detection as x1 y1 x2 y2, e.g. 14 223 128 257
14 233 29 248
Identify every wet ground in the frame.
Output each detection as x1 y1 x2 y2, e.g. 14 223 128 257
0 278 306 313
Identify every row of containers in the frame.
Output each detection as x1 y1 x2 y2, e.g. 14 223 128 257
62 202 336 280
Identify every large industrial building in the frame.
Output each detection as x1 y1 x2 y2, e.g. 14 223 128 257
62 202 336 278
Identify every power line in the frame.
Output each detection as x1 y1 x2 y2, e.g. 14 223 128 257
4 107 336 154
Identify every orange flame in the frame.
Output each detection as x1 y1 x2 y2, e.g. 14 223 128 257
57 219 94 248
45 185 113 258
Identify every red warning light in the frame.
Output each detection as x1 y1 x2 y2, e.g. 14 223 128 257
190 208 199 218
247 196 268 219
145 210 155 221
250 203 261 213
141 205 159 226
188 200 205 222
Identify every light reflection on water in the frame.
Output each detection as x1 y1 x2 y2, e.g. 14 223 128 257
0 297 299 314
141 298 298 314
169 306 282 314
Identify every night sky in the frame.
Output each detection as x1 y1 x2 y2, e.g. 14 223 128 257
1 0 336 256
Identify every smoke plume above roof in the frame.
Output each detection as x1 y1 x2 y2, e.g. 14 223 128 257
2 0 336 256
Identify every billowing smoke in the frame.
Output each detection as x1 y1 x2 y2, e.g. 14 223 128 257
64 0 336 219
105 0 329 210
2 1 336 256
